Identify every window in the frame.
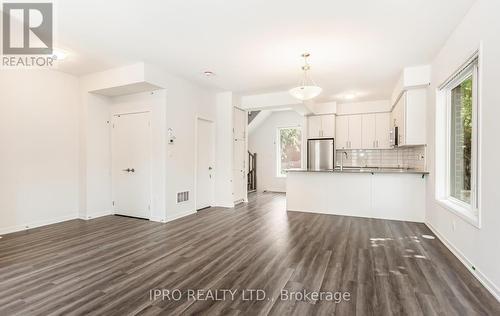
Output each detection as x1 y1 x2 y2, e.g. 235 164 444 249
437 54 480 226
450 75 473 204
277 127 302 177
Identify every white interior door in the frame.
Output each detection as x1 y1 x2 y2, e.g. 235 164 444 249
196 119 215 210
112 112 151 219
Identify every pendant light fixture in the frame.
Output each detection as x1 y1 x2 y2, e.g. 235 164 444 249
289 53 322 101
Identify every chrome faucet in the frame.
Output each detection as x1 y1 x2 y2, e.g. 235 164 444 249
340 151 348 171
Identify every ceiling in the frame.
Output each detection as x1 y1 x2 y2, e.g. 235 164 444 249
52 0 475 102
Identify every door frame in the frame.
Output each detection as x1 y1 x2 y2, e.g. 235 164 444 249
194 117 216 211
111 110 153 220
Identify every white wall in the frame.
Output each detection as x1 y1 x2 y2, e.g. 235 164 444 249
81 63 146 93
80 64 217 222
215 92 235 207
80 65 161 220
391 65 432 105
163 75 216 220
241 91 300 110
82 93 112 219
144 64 218 219
0 70 80 234
0 62 217 234
248 110 306 192
426 0 500 299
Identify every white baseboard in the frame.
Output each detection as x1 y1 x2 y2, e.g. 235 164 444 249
79 210 113 220
215 203 235 208
165 210 196 222
426 222 500 302
0 213 79 236
149 216 167 223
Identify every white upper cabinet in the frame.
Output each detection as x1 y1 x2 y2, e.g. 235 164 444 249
391 95 405 145
335 116 349 149
337 113 391 150
307 115 322 138
335 115 362 149
362 114 376 149
348 115 363 149
321 115 336 138
375 113 391 149
404 89 426 145
308 114 335 138
391 89 426 146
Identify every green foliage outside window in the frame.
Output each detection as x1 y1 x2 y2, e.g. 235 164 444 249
461 78 472 191
279 128 302 175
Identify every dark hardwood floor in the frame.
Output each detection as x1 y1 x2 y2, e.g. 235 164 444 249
0 192 498 315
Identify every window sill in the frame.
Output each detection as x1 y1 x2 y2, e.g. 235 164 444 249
436 198 480 228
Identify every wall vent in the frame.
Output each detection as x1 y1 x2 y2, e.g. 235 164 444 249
177 191 189 203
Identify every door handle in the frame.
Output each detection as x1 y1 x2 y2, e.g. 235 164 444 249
130 168 135 173
122 168 135 173
208 167 213 170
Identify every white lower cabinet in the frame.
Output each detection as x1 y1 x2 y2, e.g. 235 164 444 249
286 172 426 222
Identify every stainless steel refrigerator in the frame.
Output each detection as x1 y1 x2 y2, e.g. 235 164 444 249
307 138 335 170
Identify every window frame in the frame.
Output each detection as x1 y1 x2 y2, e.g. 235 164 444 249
437 54 481 227
276 126 303 178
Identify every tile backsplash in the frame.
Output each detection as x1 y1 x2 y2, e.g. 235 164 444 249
336 146 426 170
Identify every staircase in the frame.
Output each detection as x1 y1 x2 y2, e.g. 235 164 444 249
248 151 257 192
247 111 261 124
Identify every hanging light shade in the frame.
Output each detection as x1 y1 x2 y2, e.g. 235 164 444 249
289 85 322 101
289 53 322 101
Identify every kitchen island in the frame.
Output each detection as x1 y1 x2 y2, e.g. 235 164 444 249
286 168 428 222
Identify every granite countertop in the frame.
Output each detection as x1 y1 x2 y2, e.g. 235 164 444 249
286 167 429 175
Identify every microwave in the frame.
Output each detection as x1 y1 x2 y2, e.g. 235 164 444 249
389 126 399 147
